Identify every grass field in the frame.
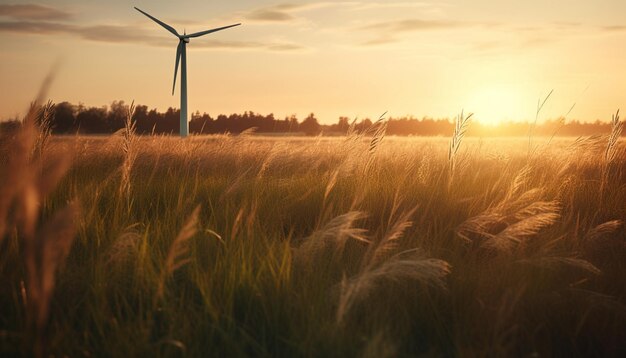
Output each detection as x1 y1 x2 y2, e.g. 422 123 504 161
1 112 626 356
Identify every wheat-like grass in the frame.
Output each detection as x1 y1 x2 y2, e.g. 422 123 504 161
364 112 388 174
448 110 473 176
570 134 606 153
105 223 142 268
2 109 626 356
24 201 80 331
599 110 623 193
337 251 451 325
239 126 258 137
33 100 54 160
481 212 560 253
295 211 369 259
119 101 137 200
584 220 623 242
457 186 561 254
157 205 201 300
513 201 561 221
364 207 417 270
506 164 532 200
605 109 623 163
518 256 601 275
0 89 80 357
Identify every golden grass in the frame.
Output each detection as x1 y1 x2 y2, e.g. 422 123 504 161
0 102 80 357
1 110 625 356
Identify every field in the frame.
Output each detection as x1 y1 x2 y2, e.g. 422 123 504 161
1 116 626 357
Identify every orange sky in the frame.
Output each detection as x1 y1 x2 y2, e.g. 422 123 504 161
1 1 625 124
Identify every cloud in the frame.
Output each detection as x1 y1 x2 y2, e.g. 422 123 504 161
0 3 306 52
246 4 302 22
0 21 158 43
267 43 305 51
0 20 305 52
244 2 354 23
244 1 451 24
357 18 468 46
360 19 464 33
192 39 305 51
0 4 71 21
602 25 626 32
349 2 448 12
78 25 164 45
467 23 587 56
0 20 71 34
356 17 594 48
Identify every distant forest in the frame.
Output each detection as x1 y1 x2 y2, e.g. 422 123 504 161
1 100 623 137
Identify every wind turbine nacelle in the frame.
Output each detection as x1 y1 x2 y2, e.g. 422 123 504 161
182 37 190 43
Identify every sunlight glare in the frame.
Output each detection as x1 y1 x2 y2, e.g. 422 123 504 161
465 85 527 125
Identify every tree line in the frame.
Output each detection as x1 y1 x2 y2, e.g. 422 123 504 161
1 100 622 137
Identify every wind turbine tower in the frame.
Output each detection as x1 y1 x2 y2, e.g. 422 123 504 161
135 7 240 137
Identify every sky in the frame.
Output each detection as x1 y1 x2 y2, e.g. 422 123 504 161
0 0 625 125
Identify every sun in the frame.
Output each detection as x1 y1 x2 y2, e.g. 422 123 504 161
465 85 527 125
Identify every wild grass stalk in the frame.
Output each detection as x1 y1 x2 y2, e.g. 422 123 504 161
294 211 370 270
24 201 80 357
1 96 80 357
33 100 55 160
584 220 623 242
119 101 137 201
528 89 554 158
545 102 576 148
448 110 472 176
337 251 451 325
364 112 388 174
156 205 201 301
605 110 622 163
362 207 417 270
597 109 623 195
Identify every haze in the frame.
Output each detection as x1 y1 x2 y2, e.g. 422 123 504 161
1 0 625 124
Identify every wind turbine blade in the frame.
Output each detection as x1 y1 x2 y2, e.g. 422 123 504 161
186 23 241 38
134 7 180 37
172 42 182 95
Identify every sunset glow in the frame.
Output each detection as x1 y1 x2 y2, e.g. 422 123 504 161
1 0 625 124
465 85 528 125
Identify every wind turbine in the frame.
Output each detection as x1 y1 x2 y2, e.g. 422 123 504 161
134 7 240 137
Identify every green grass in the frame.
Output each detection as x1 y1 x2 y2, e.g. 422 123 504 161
1 133 625 357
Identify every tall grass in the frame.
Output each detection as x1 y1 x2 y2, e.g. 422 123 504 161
0 101 80 357
1 117 625 356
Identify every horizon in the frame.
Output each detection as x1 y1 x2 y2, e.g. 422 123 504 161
1 98 621 126
1 1 625 124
